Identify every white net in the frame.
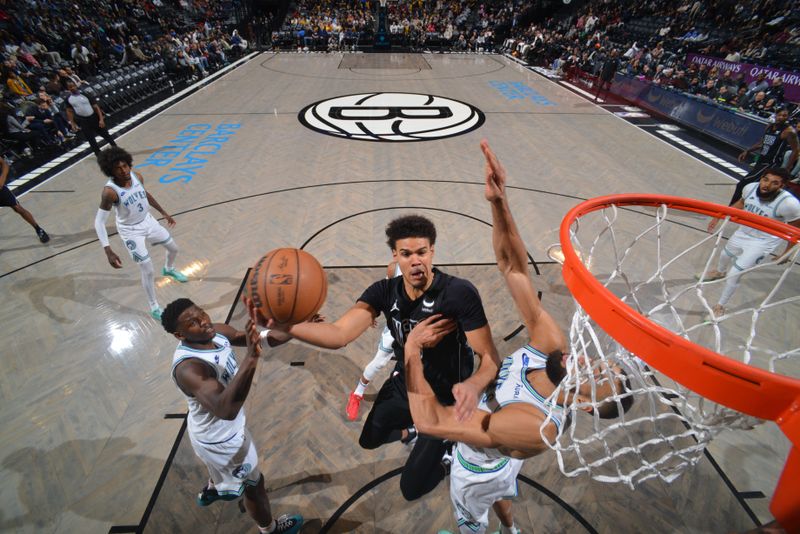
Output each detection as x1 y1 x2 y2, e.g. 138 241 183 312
542 201 800 488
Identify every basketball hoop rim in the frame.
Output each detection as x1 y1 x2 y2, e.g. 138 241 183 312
559 194 800 425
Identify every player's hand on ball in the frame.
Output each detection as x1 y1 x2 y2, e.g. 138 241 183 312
707 217 720 233
408 315 456 350
244 319 262 359
452 381 480 423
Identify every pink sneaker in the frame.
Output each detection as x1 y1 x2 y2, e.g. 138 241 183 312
346 391 363 421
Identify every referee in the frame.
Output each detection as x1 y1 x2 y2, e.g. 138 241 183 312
65 80 117 156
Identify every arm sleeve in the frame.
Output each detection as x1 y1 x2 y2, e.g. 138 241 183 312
95 208 111 247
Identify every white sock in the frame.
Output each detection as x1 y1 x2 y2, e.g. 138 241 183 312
163 238 178 271
499 523 519 534
354 379 368 396
258 519 276 533
207 478 215 489
139 259 159 310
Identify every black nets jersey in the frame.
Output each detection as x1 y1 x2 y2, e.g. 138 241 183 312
358 267 488 403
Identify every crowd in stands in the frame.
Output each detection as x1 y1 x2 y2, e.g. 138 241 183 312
0 0 250 173
502 0 799 119
273 0 520 52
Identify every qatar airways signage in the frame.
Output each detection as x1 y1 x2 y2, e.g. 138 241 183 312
686 53 800 102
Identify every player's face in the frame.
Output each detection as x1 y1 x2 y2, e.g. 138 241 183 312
757 172 784 199
176 305 216 343
393 237 435 291
572 355 623 403
775 110 789 124
111 160 131 183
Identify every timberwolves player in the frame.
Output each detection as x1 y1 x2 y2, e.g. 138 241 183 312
706 167 800 317
275 214 501 502
162 298 303 534
403 141 632 534
94 147 187 319
732 107 799 205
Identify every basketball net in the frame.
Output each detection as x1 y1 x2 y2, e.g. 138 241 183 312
541 200 800 489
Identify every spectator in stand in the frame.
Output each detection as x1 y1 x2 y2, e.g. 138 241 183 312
745 72 769 98
697 79 718 99
71 42 94 76
766 78 785 104
1 103 50 149
6 70 33 97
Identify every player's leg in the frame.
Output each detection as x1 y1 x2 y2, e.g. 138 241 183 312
148 218 188 282
2 187 49 242
358 376 411 449
491 501 519 534
348 326 394 420
399 435 449 501
123 232 162 317
717 236 768 315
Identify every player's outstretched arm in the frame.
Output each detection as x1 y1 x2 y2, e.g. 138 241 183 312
481 140 566 355
96 186 122 268
287 301 376 349
405 316 550 457
174 319 262 420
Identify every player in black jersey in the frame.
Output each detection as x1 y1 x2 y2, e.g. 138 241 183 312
731 106 799 205
281 215 501 501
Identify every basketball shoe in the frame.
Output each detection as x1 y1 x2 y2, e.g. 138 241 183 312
36 227 50 243
266 513 303 534
196 483 236 506
346 391 363 421
163 267 188 282
150 307 163 321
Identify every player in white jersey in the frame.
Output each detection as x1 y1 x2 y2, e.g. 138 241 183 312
705 167 800 317
403 141 632 534
346 260 402 421
94 147 188 320
162 298 303 534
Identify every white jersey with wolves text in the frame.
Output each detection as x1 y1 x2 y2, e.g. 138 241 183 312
459 344 567 464
739 182 800 246
171 333 245 444
106 171 149 227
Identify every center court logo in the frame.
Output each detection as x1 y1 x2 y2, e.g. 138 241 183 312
298 92 485 142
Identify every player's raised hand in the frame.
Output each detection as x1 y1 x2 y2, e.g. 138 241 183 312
244 318 262 359
707 217 720 233
481 139 506 203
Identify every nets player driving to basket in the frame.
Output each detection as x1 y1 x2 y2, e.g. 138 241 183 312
402 141 633 534
271 215 501 502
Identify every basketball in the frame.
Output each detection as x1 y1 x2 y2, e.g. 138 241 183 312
247 248 328 325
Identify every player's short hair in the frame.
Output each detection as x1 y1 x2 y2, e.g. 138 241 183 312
774 106 788 114
546 350 634 419
595 368 634 419
545 349 567 385
97 146 133 177
162 298 196 334
385 215 437 250
762 167 791 182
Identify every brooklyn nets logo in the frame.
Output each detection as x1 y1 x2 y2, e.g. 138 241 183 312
298 92 485 142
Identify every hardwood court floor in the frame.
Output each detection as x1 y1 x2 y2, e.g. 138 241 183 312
0 52 793 533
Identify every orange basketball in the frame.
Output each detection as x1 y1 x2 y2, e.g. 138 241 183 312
247 248 327 325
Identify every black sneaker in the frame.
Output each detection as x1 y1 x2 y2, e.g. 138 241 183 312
272 513 303 534
196 484 237 506
36 228 50 243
